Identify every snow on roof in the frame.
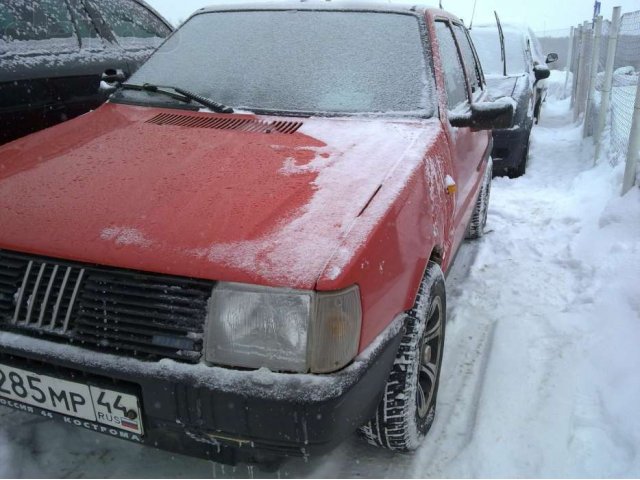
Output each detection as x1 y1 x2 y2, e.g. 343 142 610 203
194 0 440 16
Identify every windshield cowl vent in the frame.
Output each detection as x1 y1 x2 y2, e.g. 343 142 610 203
145 112 303 134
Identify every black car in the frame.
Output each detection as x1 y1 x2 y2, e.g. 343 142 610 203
0 0 172 145
471 23 557 177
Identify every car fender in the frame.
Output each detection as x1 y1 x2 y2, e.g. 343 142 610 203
317 126 453 352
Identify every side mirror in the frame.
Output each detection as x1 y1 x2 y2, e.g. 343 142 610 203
534 65 551 81
99 69 127 94
102 68 127 84
449 100 514 130
545 53 559 64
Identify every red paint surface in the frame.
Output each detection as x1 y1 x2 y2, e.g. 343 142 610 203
0 104 443 281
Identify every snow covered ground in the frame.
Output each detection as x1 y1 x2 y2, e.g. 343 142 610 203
1 86 639 478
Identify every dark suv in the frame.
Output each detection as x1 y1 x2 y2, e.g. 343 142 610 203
471 23 557 177
0 0 172 145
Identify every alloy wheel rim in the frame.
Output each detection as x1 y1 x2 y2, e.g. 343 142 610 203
416 296 443 420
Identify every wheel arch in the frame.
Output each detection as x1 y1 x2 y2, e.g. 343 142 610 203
403 245 445 330
429 245 444 267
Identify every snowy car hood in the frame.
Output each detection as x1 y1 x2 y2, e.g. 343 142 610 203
0 103 439 289
485 74 527 100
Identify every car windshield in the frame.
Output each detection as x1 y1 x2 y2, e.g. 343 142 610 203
112 10 434 117
471 28 529 76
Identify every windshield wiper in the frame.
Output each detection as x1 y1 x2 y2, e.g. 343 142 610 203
121 83 234 114
173 86 234 114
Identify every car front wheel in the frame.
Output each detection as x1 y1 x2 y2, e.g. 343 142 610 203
359 261 446 451
466 158 492 239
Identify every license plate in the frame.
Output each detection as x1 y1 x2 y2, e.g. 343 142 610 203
0 362 143 435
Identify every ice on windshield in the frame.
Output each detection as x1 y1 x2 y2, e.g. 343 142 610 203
120 10 434 116
471 27 529 76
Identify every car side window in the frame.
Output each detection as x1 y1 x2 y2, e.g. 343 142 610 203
435 21 468 109
452 24 483 94
0 4 15 48
0 0 76 42
68 1 100 40
524 36 535 68
87 0 170 39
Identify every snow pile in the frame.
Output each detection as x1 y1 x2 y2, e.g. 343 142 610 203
544 69 572 100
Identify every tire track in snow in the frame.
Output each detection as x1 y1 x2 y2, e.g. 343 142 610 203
408 241 500 478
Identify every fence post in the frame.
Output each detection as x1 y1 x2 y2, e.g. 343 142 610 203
594 7 621 163
571 24 582 110
564 27 575 99
573 22 591 121
583 16 602 138
621 79 640 195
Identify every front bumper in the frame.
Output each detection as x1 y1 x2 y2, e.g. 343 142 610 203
0 319 403 465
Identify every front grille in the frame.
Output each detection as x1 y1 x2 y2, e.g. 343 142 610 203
0 250 214 363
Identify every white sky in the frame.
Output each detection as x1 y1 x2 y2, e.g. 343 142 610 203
147 0 640 33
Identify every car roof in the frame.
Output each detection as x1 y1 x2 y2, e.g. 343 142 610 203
134 0 174 30
472 23 532 35
192 1 457 20
471 22 546 64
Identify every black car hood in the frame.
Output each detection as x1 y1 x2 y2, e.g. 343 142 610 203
485 74 529 100
485 74 533 129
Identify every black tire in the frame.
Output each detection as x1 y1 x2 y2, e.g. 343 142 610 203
466 158 492 239
358 261 446 451
510 136 530 178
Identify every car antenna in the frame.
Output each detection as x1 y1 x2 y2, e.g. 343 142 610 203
469 0 478 29
495 10 507 76
439 1 443 9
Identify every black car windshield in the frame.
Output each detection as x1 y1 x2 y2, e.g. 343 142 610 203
112 10 434 117
471 28 528 76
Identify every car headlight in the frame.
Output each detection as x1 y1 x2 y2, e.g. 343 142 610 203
204 283 362 373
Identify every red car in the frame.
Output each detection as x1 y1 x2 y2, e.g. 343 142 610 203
0 2 511 467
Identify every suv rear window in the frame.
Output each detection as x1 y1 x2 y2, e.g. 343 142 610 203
117 10 434 117
470 28 528 76
0 0 75 41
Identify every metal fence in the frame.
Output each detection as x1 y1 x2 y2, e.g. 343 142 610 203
567 8 640 195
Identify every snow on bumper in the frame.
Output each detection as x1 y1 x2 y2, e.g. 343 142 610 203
0 317 404 463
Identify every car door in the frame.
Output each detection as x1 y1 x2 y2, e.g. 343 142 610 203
0 0 81 144
434 20 491 250
524 30 545 120
86 0 172 74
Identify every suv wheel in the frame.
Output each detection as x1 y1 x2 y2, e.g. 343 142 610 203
511 136 530 178
359 261 446 451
